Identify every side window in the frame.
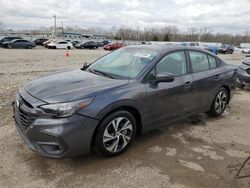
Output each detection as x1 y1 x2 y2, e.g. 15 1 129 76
189 51 209 73
208 55 217 69
146 51 187 80
156 51 187 76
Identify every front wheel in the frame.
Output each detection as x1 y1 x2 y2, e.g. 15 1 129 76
209 88 229 117
95 110 137 157
67 46 71 50
8 44 13 49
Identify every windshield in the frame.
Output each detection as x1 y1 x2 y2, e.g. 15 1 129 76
87 47 159 79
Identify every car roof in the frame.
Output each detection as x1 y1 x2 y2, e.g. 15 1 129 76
11 39 23 42
125 45 212 55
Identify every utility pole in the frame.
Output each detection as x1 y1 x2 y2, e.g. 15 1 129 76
53 15 56 39
61 21 64 39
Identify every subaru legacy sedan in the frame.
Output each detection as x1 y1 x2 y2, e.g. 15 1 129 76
13 45 237 158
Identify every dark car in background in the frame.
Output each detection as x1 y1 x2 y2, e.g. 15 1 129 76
75 41 99 49
1 39 36 49
13 45 237 159
0 36 22 45
96 42 104 47
103 43 125 51
33 38 49 45
102 40 110 45
71 40 80 47
237 58 250 89
218 44 234 54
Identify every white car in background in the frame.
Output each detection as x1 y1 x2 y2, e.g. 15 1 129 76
242 47 250 54
47 40 73 49
234 46 243 52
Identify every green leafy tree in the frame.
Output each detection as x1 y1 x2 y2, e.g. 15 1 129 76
164 33 170 41
152 35 159 41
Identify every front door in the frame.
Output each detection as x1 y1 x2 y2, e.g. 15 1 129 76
144 51 194 131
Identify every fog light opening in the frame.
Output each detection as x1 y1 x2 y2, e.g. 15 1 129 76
39 143 64 155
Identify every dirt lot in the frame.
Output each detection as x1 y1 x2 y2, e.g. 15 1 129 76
0 47 250 188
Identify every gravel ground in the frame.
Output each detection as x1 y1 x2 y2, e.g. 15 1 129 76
0 47 250 188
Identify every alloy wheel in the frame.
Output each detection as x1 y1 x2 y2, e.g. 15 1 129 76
103 117 133 153
215 90 227 114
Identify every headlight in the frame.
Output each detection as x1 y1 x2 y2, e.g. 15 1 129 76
40 98 93 118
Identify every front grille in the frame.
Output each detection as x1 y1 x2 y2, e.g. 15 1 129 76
246 68 250 75
14 96 37 129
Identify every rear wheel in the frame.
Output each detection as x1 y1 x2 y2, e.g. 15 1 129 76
67 46 71 50
95 110 136 157
27 45 32 49
209 87 229 117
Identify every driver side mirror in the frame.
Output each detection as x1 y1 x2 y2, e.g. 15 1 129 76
150 74 175 85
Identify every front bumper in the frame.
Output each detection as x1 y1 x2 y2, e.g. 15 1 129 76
13 92 99 158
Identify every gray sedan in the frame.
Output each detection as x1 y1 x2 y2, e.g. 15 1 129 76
13 45 237 158
2 39 36 49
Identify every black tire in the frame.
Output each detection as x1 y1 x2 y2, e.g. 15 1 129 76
95 110 137 157
67 46 71 50
209 87 229 117
8 44 13 49
27 45 32 49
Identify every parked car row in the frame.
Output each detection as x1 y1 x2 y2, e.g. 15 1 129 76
0 36 116 50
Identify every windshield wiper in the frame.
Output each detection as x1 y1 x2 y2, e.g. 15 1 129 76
81 63 90 70
88 68 114 79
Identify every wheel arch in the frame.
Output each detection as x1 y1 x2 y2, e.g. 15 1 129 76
90 103 143 149
221 85 230 103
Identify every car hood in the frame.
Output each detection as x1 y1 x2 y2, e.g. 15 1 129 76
24 69 128 103
1 41 11 44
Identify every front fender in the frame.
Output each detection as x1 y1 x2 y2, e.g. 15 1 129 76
95 99 143 120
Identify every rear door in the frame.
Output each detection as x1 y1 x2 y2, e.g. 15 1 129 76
13 40 23 48
188 50 225 112
144 50 194 131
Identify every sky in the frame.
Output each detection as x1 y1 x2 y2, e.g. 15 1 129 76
0 0 250 34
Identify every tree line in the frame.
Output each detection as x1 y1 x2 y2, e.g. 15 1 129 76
111 26 250 46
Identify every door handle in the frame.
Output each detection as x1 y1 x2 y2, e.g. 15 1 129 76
184 81 192 89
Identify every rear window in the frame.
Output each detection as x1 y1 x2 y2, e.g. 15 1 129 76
208 56 217 69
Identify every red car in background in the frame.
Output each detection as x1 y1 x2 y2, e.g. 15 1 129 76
103 43 125 51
